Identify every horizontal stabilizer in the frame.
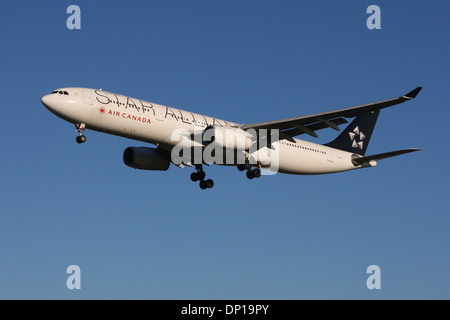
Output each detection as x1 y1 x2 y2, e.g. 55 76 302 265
352 148 421 166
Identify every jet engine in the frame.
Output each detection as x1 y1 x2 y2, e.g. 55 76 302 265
123 147 170 170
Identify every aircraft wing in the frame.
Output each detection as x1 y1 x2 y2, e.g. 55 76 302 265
240 87 422 139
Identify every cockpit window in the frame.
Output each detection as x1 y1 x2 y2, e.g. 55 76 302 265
52 90 69 95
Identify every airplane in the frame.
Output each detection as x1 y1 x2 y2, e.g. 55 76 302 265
41 86 422 189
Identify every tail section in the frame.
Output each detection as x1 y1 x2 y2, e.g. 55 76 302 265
324 110 380 156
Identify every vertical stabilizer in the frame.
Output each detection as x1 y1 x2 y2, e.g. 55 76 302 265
324 110 380 156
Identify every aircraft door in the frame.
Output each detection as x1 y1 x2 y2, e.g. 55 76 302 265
327 148 334 162
155 105 165 121
83 89 93 105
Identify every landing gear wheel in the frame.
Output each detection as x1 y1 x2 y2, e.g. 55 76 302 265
253 168 261 178
199 180 208 190
237 164 246 171
190 172 199 182
205 179 214 189
192 165 213 189
76 135 86 144
75 123 86 144
246 170 255 180
197 170 206 181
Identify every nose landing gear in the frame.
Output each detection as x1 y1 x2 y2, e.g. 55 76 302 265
190 164 214 190
75 123 86 144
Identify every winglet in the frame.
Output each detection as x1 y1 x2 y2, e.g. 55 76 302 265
404 87 423 100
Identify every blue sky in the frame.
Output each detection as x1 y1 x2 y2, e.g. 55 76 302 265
0 0 448 299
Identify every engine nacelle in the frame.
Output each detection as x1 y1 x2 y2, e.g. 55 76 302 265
203 125 253 150
123 147 170 170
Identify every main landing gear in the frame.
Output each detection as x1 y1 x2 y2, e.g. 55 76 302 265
190 164 214 190
237 159 262 180
75 123 86 144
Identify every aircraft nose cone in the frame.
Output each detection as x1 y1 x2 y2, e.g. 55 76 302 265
41 94 59 113
41 94 52 108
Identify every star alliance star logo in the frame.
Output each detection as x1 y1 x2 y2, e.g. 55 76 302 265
349 126 365 150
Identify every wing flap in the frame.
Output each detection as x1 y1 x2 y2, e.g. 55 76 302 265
282 117 348 138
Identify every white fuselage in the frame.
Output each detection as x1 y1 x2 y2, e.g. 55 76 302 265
42 87 362 175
